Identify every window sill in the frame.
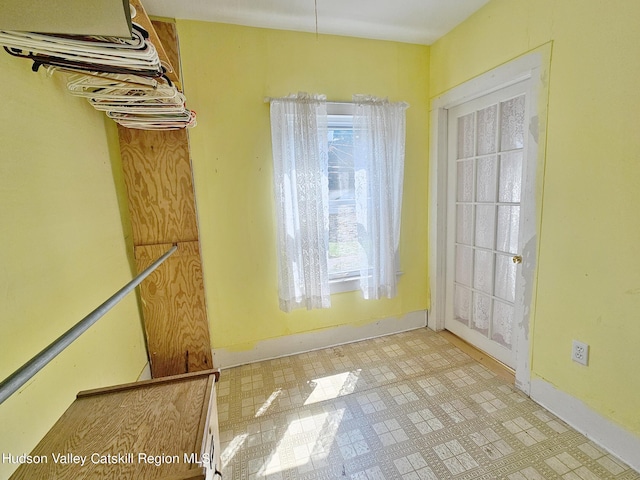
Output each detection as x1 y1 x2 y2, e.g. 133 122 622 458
329 271 404 295
329 275 361 294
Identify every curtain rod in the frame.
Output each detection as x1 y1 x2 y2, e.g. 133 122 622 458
263 97 409 108
264 97 352 105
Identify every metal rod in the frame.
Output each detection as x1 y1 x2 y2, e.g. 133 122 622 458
263 97 354 105
0 245 178 405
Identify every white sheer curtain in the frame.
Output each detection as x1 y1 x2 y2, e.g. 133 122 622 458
353 95 408 299
270 93 331 312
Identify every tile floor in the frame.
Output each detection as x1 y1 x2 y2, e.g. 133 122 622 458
216 328 639 479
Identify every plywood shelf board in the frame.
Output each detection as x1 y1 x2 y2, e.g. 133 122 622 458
135 242 213 378
116 16 213 380
77 369 218 398
118 126 199 245
151 20 182 83
130 0 182 90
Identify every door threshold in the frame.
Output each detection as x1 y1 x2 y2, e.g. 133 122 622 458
439 330 515 384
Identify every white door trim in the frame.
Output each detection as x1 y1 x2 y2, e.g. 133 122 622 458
429 51 548 394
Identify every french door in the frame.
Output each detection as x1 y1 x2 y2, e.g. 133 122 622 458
445 82 530 369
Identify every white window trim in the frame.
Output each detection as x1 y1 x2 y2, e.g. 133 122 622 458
327 102 354 116
330 271 404 294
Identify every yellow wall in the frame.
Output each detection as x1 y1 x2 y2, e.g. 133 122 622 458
431 0 640 436
2 2 638 471
0 54 148 477
176 21 430 352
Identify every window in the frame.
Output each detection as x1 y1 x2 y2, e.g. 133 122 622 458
269 93 407 311
327 108 358 281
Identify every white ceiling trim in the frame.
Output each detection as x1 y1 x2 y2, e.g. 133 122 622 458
143 0 489 45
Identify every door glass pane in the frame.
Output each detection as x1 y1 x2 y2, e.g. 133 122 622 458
457 160 474 202
455 245 473 287
476 156 497 203
499 152 523 203
456 204 473 245
476 104 497 155
473 249 494 294
457 113 475 159
492 301 513 347
496 206 520 254
472 292 491 336
495 254 516 303
475 205 495 250
500 95 525 151
454 285 472 326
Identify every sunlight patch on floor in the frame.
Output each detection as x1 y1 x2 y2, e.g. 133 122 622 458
255 388 281 417
260 408 345 476
304 370 360 405
221 433 247 468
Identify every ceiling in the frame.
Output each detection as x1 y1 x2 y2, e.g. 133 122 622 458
143 0 489 45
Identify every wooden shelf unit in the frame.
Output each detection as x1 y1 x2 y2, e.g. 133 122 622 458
9 371 221 480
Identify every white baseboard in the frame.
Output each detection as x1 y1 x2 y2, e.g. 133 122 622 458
213 310 428 369
136 362 151 381
530 378 640 472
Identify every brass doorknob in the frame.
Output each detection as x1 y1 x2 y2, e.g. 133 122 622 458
512 255 523 264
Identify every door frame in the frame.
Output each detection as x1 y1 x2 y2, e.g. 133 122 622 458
429 49 550 395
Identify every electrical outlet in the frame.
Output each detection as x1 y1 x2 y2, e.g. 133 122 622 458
572 340 589 366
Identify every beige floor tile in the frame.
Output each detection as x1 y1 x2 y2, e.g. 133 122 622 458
217 328 640 479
